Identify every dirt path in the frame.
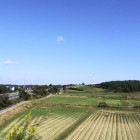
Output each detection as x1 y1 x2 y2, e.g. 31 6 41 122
0 94 53 116
0 101 29 116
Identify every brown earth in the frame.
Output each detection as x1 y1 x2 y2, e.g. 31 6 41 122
40 103 93 109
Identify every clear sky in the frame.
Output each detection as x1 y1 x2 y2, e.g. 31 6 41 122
0 0 140 85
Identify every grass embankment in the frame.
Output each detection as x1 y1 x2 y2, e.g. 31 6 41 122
0 95 53 126
0 102 33 126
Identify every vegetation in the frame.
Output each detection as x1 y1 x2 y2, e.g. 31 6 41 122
0 84 140 140
98 102 109 107
55 110 92 140
68 87 83 91
19 89 30 101
66 110 140 140
42 96 140 108
0 84 62 110
32 85 49 98
7 113 37 140
0 85 11 94
48 86 60 94
0 107 89 140
32 85 60 97
0 94 11 109
97 80 140 92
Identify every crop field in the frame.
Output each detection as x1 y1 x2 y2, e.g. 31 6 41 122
42 96 140 108
42 96 98 106
0 107 90 140
65 86 140 100
0 86 140 140
0 108 140 140
66 110 140 140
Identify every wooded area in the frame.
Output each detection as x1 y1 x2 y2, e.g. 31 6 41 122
97 80 140 92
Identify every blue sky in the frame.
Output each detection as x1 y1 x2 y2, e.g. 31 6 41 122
0 0 140 85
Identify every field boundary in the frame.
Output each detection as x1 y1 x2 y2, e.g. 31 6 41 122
40 103 94 109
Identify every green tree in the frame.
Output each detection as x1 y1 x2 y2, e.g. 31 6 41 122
0 85 10 94
32 85 48 97
62 85 66 90
19 89 30 100
0 94 10 109
48 86 59 94
98 80 140 93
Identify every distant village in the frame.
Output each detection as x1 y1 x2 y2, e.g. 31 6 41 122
0 84 65 110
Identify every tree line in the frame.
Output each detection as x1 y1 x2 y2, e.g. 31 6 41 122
97 80 140 92
0 84 62 110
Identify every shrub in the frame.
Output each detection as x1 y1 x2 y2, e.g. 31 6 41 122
68 87 83 91
98 102 109 107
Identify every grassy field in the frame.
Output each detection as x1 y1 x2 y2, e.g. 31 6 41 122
65 85 140 99
42 95 140 108
0 85 140 140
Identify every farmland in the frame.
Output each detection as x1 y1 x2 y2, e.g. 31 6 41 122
0 85 140 140
0 107 90 140
66 110 140 140
42 95 140 108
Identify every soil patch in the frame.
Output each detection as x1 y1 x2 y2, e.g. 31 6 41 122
40 103 93 109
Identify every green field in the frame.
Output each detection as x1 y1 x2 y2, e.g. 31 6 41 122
0 86 140 140
42 95 140 108
65 86 140 99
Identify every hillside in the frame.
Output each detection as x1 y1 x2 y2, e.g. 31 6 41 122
0 85 140 140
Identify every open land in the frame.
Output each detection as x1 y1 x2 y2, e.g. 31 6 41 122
0 86 140 140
